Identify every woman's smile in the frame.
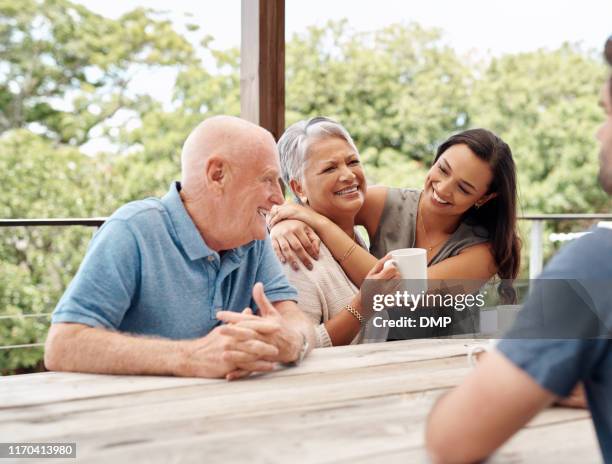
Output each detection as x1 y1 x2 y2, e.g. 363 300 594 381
430 186 453 207
334 184 361 199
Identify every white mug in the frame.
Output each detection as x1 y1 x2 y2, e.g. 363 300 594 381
384 248 427 294
384 248 427 279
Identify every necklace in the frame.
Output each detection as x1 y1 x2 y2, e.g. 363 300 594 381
418 201 447 253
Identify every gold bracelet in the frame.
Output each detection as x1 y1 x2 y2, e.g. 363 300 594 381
338 241 357 263
343 304 364 325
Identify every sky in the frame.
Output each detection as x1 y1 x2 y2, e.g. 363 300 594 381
76 0 611 54
74 0 612 154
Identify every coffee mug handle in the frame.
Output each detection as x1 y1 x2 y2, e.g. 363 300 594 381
467 339 499 367
467 344 488 367
383 259 398 270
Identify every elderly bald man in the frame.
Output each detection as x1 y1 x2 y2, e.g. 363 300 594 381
45 116 315 380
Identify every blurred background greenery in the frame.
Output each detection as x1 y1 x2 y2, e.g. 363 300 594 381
1 0 610 373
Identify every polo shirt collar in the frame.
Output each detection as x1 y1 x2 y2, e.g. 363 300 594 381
161 182 255 262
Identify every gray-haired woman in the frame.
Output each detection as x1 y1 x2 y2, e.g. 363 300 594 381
275 117 398 348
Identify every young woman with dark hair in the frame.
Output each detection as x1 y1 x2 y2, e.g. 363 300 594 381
432 129 521 301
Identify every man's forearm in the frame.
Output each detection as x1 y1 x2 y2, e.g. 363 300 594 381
45 323 189 376
425 350 555 463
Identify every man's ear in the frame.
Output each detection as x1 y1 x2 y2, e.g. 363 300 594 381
205 156 227 191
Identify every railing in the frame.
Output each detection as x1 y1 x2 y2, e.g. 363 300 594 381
0 219 106 358
0 218 107 227
1 214 612 359
522 214 612 278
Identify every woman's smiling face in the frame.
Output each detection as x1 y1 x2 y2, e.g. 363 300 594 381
423 143 494 215
296 136 367 221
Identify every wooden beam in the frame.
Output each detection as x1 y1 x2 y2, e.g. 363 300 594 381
258 0 285 140
240 0 285 140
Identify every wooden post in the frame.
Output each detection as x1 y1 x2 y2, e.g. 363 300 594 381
240 0 285 140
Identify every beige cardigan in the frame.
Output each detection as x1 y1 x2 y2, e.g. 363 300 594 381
282 242 364 348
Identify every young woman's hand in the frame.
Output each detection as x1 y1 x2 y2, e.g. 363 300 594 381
269 219 320 271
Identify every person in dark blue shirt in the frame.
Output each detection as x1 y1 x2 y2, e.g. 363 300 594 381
426 36 612 463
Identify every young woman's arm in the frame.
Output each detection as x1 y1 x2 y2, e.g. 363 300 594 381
269 187 497 286
269 187 387 271
269 206 378 287
428 243 497 281
425 243 498 297
269 187 389 286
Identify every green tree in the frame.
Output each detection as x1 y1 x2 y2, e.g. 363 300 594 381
0 0 194 145
0 129 118 372
286 21 472 187
470 45 609 215
112 46 241 202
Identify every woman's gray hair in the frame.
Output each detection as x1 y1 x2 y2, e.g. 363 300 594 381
278 116 359 204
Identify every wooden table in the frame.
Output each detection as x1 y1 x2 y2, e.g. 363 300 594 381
0 340 601 463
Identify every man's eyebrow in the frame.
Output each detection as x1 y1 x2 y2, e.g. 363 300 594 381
443 158 477 191
262 168 279 178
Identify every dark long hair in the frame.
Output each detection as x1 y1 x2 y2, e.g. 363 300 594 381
434 128 521 302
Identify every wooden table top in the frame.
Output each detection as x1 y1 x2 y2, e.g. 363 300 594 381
0 339 601 463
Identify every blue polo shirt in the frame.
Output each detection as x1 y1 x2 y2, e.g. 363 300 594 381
498 225 612 462
51 182 298 339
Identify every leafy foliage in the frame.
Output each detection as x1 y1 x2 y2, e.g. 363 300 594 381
470 46 609 215
286 22 471 172
0 0 194 145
